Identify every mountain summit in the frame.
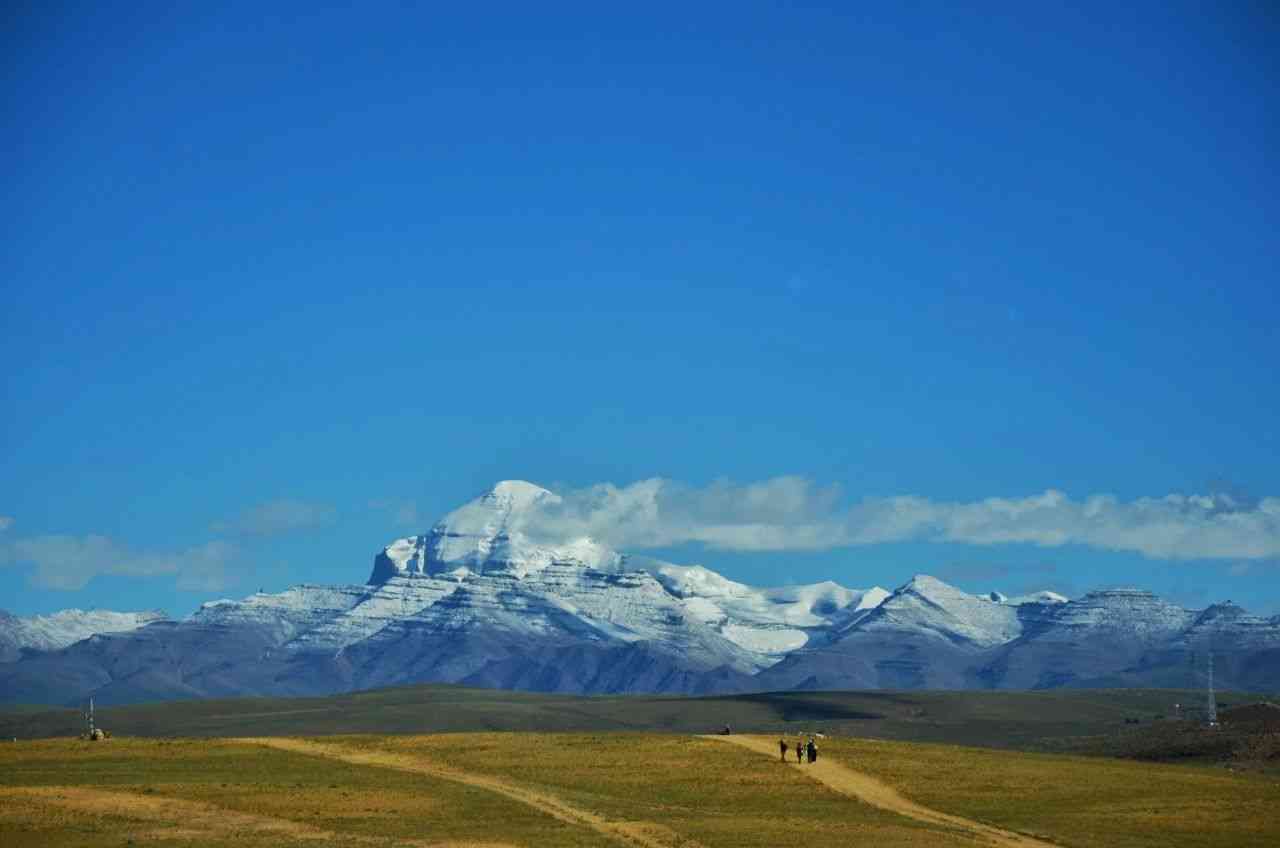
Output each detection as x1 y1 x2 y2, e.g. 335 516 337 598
369 480 622 582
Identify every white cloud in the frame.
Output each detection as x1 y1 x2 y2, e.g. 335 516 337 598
212 499 335 537
0 516 12 532
368 499 424 529
0 535 240 591
175 542 240 592
524 478 1280 561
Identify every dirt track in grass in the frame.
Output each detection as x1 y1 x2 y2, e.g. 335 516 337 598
706 735 1057 848
247 736 702 848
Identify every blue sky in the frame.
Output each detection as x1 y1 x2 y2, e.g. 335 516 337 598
3 1 1277 618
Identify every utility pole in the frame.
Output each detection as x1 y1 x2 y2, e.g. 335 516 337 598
1206 651 1218 728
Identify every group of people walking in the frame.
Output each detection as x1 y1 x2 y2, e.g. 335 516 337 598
779 735 818 763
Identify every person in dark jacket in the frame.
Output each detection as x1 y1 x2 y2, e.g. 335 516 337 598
779 738 789 761
806 738 818 763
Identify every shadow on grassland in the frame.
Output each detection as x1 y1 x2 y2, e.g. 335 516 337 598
2 684 1264 755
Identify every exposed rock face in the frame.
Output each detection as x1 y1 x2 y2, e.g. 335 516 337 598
4 481 1278 706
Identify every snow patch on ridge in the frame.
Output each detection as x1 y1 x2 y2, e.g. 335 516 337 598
648 562 889 659
0 608 167 657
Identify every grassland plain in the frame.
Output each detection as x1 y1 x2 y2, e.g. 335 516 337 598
0 737 600 847
313 732 973 847
2 685 1251 750
818 736 1280 848
2 731 1277 847
347 732 1280 847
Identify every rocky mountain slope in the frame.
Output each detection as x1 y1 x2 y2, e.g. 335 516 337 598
759 580 1280 694
3 481 1277 706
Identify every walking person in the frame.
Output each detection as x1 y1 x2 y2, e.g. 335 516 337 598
779 738 789 762
796 739 805 763
807 737 818 763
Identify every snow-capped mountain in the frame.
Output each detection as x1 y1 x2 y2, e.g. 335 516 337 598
368 480 622 582
756 576 1280 693
1177 602 1280 649
970 588 1204 689
361 480 888 666
0 608 167 662
3 481 1277 706
855 574 1025 647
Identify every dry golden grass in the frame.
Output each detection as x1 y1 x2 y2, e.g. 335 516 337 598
0 738 597 847
821 736 1280 848
349 732 969 847
2 732 1276 847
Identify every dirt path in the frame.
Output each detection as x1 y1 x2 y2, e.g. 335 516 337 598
0 785 508 847
246 737 699 848
705 735 1056 848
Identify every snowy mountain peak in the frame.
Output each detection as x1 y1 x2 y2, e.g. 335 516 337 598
486 479 558 507
895 577 1068 609
1190 601 1248 627
899 574 971 602
864 574 1023 646
368 481 622 583
856 586 893 609
360 483 895 665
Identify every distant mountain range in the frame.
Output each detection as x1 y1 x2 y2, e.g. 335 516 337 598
3 481 1277 706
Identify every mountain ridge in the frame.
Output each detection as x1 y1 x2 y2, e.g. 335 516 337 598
3 480 1276 705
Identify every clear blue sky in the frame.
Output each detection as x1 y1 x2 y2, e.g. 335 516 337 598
3 1 1277 618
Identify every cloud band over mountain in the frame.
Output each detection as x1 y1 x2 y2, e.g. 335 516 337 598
527 477 1280 560
4 479 1276 593
0 535 238 591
